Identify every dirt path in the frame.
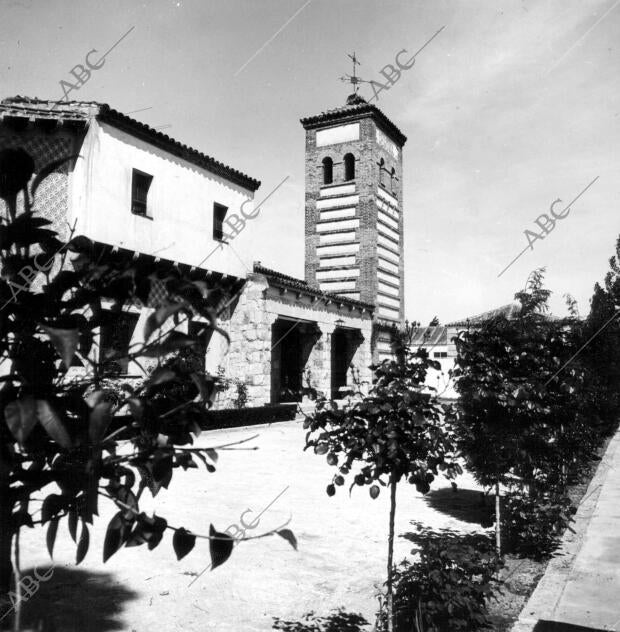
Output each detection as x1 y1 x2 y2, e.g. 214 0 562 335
8 420 484 632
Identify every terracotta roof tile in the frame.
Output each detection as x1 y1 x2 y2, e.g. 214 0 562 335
253 263 374 311
0 96 261 191
300 95 407 147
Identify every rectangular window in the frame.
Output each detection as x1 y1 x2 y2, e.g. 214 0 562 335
131 169 153 216
433 351 448 358
213 202 228 241
100 311 139 375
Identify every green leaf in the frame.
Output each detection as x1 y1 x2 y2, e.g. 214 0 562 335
205 448 218 463
76 521 90 564
147 367 176 387
128 397 144 421
152 452 173 487
36 400 71 448
30 153 79 199
46 517 59 559
12 511 34 529
191 373 217 405
172 527 196 560
41 494 64 525
276 529 298 551
4 396 37 443
0 148 34 199
116 486 139 521
103 512 129 563
40 325 79 368
139 331 199 357
209 524 234 570
143 303 186 342
68 508 78 542
88 401 113 443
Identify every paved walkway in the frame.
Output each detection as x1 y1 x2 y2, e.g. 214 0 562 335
513 428 620 632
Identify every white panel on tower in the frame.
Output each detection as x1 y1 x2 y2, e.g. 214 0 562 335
320 255 356 267
317 268 360 280
320 207 357 220
317 243 359 255
316 123 360 147
320 231 357 244
317 219 359 232
317 195 359 209
320 184 356 197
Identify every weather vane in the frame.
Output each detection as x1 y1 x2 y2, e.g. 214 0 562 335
340 52 368 95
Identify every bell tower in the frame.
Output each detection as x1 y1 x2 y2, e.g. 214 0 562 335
300 94 407 331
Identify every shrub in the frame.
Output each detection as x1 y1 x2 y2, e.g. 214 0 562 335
272 609 369 632
204 403 297 429
376 526 503 632
500 491 576 560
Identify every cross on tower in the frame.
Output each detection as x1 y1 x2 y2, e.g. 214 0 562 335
340 52 367 95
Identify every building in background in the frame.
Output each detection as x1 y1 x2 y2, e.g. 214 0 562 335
0 94 409 407
410 303 525 400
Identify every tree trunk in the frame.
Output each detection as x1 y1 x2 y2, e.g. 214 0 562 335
0 480 13 596
0 480 14 631
386 476 397 632
495 480 501 556
12 527 21 632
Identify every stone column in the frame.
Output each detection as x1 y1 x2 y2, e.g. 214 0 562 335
224 274 272 407
351 322 373 395
313 323 335 399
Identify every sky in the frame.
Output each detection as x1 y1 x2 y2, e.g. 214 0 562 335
1 0 619 323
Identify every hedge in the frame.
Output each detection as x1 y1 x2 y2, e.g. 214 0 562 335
202 404 298 429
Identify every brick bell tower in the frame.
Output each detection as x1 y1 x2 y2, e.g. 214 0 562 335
300 94 407 358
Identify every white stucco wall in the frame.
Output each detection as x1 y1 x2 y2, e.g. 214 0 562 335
69 121 257 278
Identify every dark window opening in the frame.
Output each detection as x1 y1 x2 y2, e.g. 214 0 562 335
213 202 228 241
379 158 385 187
131 169 153 216
390 167 396 194
433 351 448 358
185 320 214 372
344 153 355 181
100 311 139 375
322 157 333 185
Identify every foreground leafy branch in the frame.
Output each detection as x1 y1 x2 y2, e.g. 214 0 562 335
0 148 295 628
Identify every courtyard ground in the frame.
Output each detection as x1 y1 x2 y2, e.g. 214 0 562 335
6 418 486 632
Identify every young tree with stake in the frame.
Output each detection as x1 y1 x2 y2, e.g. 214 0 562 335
304 323 460 631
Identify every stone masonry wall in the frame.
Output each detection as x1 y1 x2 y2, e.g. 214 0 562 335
218 274 373 408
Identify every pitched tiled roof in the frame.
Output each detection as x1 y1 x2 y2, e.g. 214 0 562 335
300 95 407 147
447 303 522 327
253 263 374 312
410 325 448 346
0 96 261 192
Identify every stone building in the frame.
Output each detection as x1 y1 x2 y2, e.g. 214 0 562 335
0 94 408 407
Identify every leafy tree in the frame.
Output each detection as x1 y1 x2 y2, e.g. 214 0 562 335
303 323 460 632
0 148 294 628
451 269 589 554
580 237 620 418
